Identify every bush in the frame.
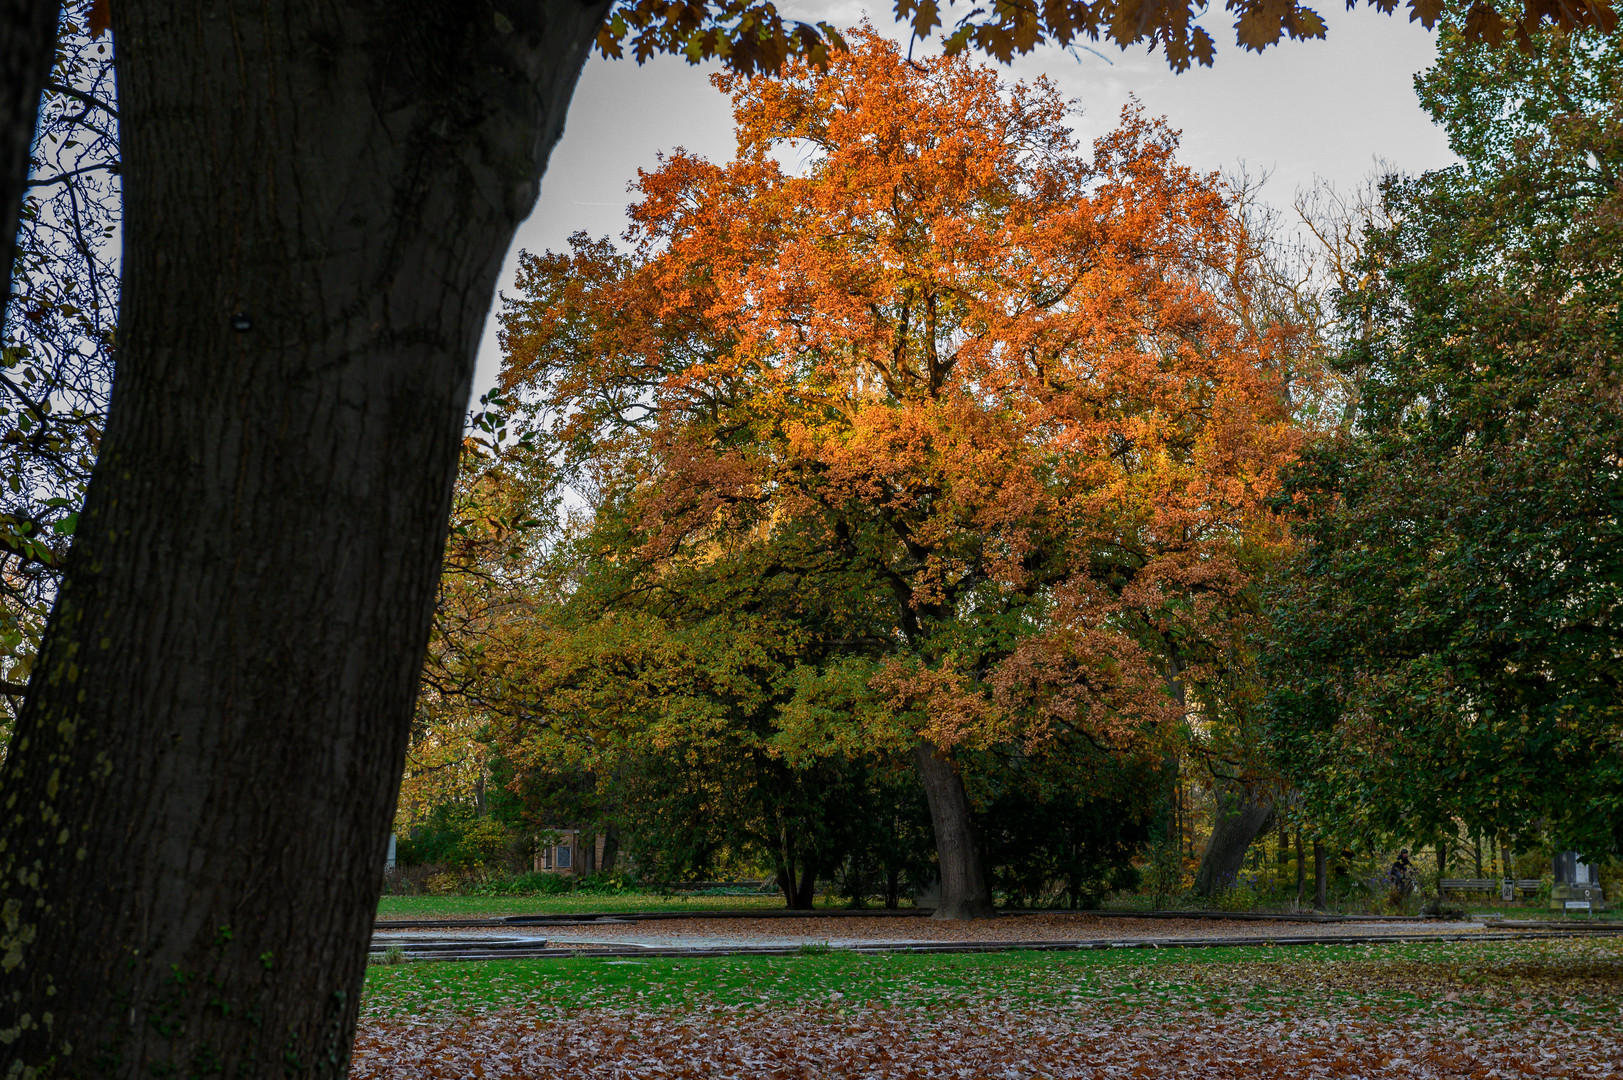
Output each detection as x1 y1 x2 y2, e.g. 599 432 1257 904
1209 880 1261 912
459 817 514 867
395 807 531 875
468 869 634 897
381 863 449 895
475 871 574 896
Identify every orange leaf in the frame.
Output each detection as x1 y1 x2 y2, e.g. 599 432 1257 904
88 0 111 38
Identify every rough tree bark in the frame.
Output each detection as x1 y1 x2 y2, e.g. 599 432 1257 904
1193 785 1274 896
0 0 62 297
914 741 994 920
0 1 608 1073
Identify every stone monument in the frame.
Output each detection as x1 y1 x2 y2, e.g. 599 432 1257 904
1550 851 1606 912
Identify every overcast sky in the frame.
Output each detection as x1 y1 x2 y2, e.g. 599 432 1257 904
472 5 1458 394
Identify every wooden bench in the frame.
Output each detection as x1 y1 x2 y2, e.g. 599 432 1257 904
1440 878 1541 896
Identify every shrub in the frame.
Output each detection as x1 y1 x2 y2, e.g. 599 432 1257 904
464 869 635 897
1209 880 1261 912
476 871 575 896
458 817 514 869
380 863 448 896
396 806 529 874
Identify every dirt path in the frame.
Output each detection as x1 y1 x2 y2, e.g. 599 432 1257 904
535 912 1486 949
366 912 1602 962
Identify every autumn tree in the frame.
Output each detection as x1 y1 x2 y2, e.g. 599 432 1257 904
0 0 1610 1070
494 30 1297 919
1265 17 1623 859
396 395 555 831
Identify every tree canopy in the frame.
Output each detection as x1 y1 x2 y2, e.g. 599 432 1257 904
476 29 1299 916
1264 15 1623 858
596 0 1623 74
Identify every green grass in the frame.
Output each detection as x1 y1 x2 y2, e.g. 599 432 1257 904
359 938 1623 1024
375 891 851 919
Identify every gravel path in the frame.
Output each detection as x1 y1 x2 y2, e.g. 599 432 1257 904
366 913 1623 962
509 913 1488 950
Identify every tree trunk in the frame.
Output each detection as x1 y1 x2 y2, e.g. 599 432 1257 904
793 860 818 910
0 1 609 1074
1295 827 1305 902
913 740 994 920
600 823 620 874
1193 786 1274 896
774 854 817 909
0 0 61 307
1313 840 1328 910
578 828 597 876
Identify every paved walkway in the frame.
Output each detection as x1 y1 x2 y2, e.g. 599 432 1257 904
531 912 1481 949
363 910 1623 962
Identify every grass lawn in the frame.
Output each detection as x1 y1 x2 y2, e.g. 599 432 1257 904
376 891 843 919
352 938 1623 1078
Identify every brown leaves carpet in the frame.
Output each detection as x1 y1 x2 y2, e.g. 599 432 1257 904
352 940 1623 1078
353 1001 1616 1078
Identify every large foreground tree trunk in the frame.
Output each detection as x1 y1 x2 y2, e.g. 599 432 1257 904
1193 786 1274 897
0 0 61 296
914 741 994 920
0 1 607 1073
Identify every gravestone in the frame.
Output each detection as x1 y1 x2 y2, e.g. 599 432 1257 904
1551 851 1607 912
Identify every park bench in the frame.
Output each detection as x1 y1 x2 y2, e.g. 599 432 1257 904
1439 878 1541 896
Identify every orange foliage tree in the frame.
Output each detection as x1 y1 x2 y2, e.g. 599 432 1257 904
498 29 1298 918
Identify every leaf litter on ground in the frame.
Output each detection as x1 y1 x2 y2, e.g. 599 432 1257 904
353 938 1623 1078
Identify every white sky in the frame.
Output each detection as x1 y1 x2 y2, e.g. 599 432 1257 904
472 5 1457 396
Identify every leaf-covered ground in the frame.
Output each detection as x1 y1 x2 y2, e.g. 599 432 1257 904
352 939 1623 1077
